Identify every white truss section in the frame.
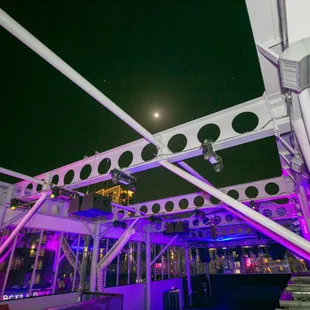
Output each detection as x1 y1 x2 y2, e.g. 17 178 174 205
108 176 294 222
12 94 289 199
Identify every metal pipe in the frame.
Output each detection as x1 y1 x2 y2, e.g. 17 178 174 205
0 167 45 185
127 242 131 285
0 193 47 256
72 234 81 292
145 226 151 310
0 9 213 187
0 233 24 264
116 253 120 286
29 230 44 295
294 119 310 170
1 210 28 230
0 207 7 230
224 205 310 260
151 235 178 265
89 224 100 292
160 160 310 254
184 246 192 306
0 9 162 148
298 88 310 142
103 238 108 288
278 136 295 155
136 242 141 282
1 234 18 299
167 246 170 279
161 244 164 280
52 232 63 294
83 222 95 239
278 0 289 50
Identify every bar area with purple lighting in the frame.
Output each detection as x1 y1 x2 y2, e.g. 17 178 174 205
1 0 310 309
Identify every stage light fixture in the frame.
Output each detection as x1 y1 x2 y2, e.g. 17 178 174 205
50 187 60 199
10 198 21 210
201 139 223 172
50 187 75 200
110 168 137 191
249 199 260 212
10 198 34 211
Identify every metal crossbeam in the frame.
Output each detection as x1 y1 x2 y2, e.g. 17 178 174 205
11 94 289 199
108 176 294 222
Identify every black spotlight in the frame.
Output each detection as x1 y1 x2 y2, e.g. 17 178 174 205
110 168 137 191
250 199 260 212
201 139 224 172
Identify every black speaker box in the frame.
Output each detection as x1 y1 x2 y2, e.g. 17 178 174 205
80 193 112 217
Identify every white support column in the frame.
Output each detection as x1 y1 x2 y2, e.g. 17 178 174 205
137 242 142 283
1 234 18 299
90 224 100 292
29 230 44 296
72 234 81 292
161 245 164 280
52 232 63 294
116 253 120 286
80 236 90 291
145 226 151 310
167 247 170 279
0 207 7 232
0 193 47 256
127 242 131 285
185 246 192 306
103 238 109 288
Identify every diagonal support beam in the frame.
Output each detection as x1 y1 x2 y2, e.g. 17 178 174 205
151 235 178 265
0 193 47 256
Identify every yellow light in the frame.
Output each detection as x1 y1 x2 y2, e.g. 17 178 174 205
50 194 55 199
10 206 16 211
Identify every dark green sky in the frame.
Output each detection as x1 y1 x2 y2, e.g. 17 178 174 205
0 1 282 202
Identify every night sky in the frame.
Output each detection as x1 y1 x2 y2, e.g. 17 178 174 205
0 1 282 202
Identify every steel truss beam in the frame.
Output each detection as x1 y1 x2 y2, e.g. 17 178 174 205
1 5 309 260
10 93 289 199
108 176 294 222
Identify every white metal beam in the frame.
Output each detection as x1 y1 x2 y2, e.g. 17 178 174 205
108 176 294 222
11 94 289 198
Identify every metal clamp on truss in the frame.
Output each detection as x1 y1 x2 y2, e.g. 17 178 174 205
201 139 223 172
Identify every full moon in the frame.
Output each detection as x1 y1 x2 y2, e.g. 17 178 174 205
154 112 159 118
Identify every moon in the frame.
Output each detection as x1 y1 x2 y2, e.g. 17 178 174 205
154 112 159 119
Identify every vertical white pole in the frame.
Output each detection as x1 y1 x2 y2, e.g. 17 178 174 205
72 234 81 292
154 244 157 280
145 226 151 310
90 225 100 292
103 238 108 288
29 230 44 295
52 232 63 294
116 253 120 286
161 245 164 280
1 234 18 299
128 242 131 285
137 242 141 283
185 247 192 306
167 247 170 279
0 207 7 231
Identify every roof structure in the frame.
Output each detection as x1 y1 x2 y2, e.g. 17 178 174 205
0 0 310 303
